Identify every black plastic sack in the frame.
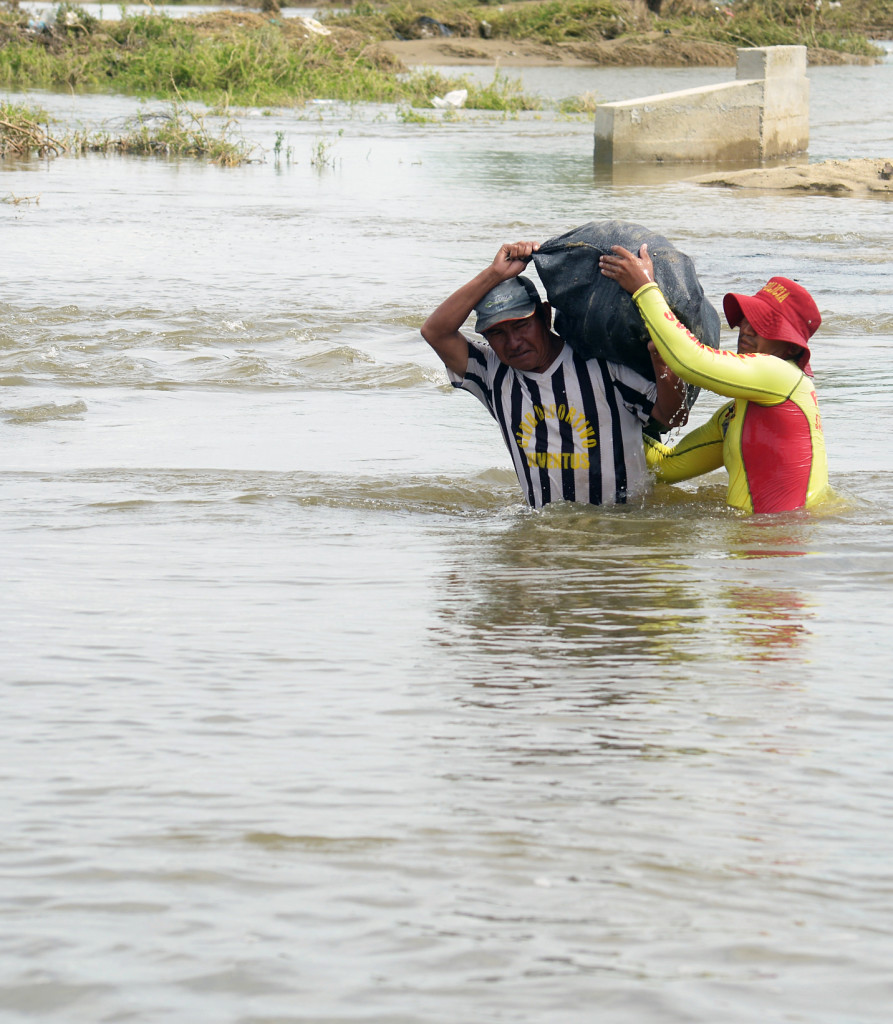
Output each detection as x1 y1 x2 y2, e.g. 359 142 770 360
532 220 720 383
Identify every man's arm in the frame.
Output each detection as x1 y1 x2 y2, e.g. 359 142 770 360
649 341 689 430
420 241 540 377
644 404 727 482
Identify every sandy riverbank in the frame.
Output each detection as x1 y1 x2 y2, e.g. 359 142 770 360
378 34 882 68
694 158 893 195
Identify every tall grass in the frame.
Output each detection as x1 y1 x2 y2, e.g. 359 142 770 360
0 100 64 156
329 0 887 52
403 67 540 111
465 71 541 112
329 0 650 42
0 99 256 165
329 0 480 39
656 0 884 56
1 12 364 105
75 106 256 165
483 0 647 44
0 8 515 108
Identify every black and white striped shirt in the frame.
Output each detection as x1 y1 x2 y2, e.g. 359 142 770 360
449 339 657 508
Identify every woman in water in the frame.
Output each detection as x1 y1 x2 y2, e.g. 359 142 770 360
599 244 829 514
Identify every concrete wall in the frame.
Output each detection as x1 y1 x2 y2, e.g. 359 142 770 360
737 45 810 159
594 45 809 165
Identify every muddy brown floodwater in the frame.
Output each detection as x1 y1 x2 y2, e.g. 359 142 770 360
1 45 892 1024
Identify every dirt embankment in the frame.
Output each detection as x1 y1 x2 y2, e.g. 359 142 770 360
378 33 883 68
695 159 893 195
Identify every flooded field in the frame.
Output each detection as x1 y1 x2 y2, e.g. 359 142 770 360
1 50 892 1023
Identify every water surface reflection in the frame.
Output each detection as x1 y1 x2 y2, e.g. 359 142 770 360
430 504 827 705
1 48 892 1024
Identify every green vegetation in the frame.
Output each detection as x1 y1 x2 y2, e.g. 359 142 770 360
485 0 646 43
329 0 889 54
0 99 255 164
75 106 256 165
332 0 649 44
657 0 888 57
309 134 339 168
406 67 540 110
0 6 477 107
556 91 600 114
0 0 889 115
0 99 63 156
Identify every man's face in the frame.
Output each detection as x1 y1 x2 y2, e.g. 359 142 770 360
483 311 557 374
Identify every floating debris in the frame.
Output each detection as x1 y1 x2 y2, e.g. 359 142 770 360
431 88 468 109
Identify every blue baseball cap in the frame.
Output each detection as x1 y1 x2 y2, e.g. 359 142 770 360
474 276 541 334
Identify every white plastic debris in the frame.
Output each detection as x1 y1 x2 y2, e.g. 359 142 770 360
298 17 331 36
431 89 468 110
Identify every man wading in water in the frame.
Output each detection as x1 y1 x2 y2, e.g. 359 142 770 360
421 240 687 509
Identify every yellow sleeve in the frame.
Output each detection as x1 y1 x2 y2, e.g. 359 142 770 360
633 282 801 405
644 403 729 482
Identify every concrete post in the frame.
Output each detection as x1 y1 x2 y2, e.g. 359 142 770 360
737 45 810 159
594 45 809 164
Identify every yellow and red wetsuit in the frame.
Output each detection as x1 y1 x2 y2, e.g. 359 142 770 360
633 282 829 514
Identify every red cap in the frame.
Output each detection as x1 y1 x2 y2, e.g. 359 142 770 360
723 277 820 376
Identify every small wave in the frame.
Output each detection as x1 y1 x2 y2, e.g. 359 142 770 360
824 313 893 336
1 303 436 390
294 344 375 370
232 468 522 514
2 400 87 423
52 466 519 516
243 832 399 851
721 228 886 247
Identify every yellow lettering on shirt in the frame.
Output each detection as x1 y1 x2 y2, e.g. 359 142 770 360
526 451 590 470
515 404 598 452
